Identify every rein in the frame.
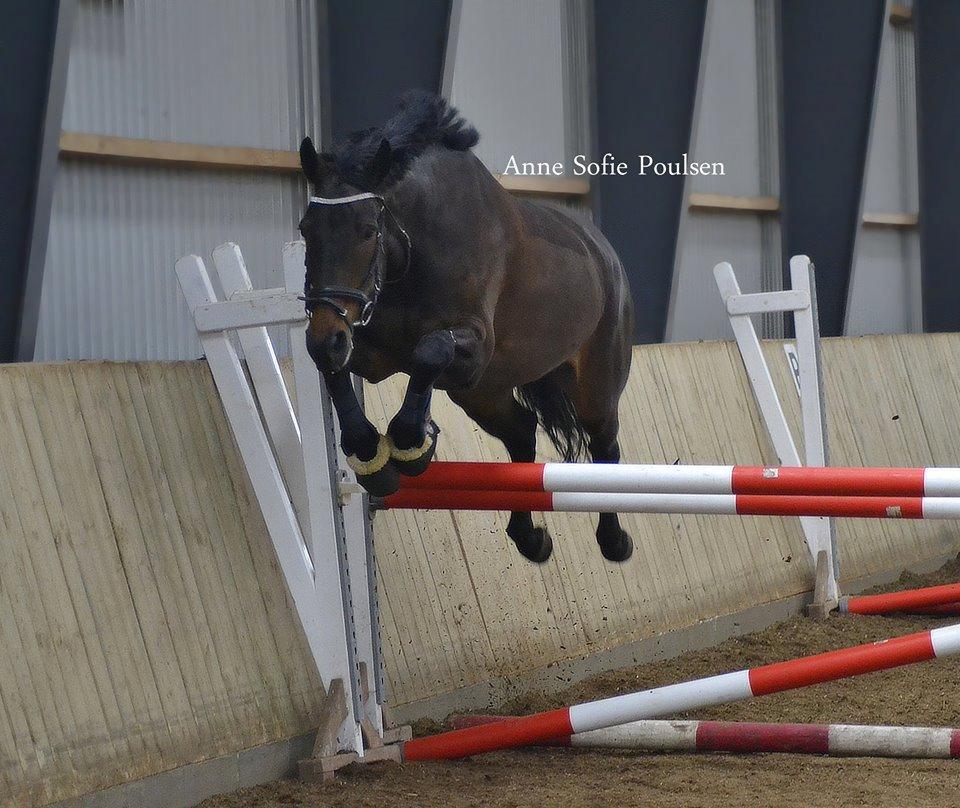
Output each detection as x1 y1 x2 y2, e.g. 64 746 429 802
300 192 411 330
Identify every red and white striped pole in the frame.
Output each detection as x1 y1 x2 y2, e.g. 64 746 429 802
448 715 960 760
402 623 960 761
840 582 960 615
398 462 960 497
381 488 960 520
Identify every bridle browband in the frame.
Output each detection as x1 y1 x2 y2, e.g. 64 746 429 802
299 192 411 330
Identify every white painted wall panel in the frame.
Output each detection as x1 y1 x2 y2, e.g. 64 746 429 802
449 0 584 175
670 212 771 343
35 0 322 361
37 161 301 361
670 0 782 342
848 19 920 336
63 0 320 149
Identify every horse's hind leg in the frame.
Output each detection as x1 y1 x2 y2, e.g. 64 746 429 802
582 412 633 562
569 326 634 562
450 389 553 563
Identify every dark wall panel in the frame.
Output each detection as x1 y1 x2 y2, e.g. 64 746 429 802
326 0 451 143
593 1 708 344
0 2 63 361
916 1 960 332
778 0 885 336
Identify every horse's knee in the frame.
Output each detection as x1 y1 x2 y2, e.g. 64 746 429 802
410 330 457 387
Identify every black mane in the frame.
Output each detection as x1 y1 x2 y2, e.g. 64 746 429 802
330 91 479 189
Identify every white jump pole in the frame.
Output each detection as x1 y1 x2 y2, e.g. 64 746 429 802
396 461 960 497
402 623 960 760
448 715 960 760
380 488 960 520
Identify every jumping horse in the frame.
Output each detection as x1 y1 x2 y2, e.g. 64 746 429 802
298 92 634 562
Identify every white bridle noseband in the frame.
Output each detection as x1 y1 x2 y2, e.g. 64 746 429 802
300 192 411 329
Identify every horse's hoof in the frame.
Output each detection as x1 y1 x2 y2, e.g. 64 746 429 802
388 421 439 477
346 434 400 496
513 526 553 563
598 528 633 562
355 464 401 497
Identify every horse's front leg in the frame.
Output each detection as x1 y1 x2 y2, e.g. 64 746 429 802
387 328 479 475
323 369 398 496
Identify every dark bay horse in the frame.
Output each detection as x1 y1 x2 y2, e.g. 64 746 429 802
298 92 634 562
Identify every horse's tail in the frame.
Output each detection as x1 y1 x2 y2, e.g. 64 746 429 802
516 370 588 462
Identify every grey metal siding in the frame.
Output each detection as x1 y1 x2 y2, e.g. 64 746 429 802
34 0 323 361
670 0 781 343
847 14 920 336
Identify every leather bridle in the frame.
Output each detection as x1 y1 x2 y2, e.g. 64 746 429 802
299 192 411 330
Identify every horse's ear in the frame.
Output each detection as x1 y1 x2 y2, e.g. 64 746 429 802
363 139 393 189
300 136 321 186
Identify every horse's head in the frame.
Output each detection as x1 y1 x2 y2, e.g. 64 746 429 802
298 135 397 373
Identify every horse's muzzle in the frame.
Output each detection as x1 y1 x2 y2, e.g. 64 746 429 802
305 328 353 373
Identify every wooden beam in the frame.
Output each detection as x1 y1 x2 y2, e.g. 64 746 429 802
688 192 780 214
690 192 917 228
889 4 913 27
60 131 301 173
493 174 590 196
862 211 919 227
58 132 591 197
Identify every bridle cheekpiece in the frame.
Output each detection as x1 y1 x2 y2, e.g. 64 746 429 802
299 192 411 330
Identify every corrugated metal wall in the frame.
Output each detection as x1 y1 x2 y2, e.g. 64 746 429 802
34 0 323 361
670 1 919 343
847 6 921 336
32 0 923 360
669 0 782 343
448 0 590 183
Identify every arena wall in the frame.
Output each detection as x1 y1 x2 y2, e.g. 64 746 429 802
3 333 959 805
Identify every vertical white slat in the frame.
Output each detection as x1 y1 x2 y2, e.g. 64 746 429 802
211 243 309 533
714 260 838 601
345 378 386 733
176 253 362 755
790 255 839 594
281 241 369 739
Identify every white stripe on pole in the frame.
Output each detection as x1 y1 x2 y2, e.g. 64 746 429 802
921 498 960 520
570 721 700 750
543 464 734 494
931 624 960 656
552 492 739 515
827 725 953 758
921 468 960 497
567 670 752 734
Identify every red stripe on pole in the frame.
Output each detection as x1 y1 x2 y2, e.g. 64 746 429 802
844 583 960 615
735 494 925 519
951 730 960 758
382 489 553 512
400 462 546 491
731 467 926 496
403 708 573 761
695 721 829 754
748 631 935 696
